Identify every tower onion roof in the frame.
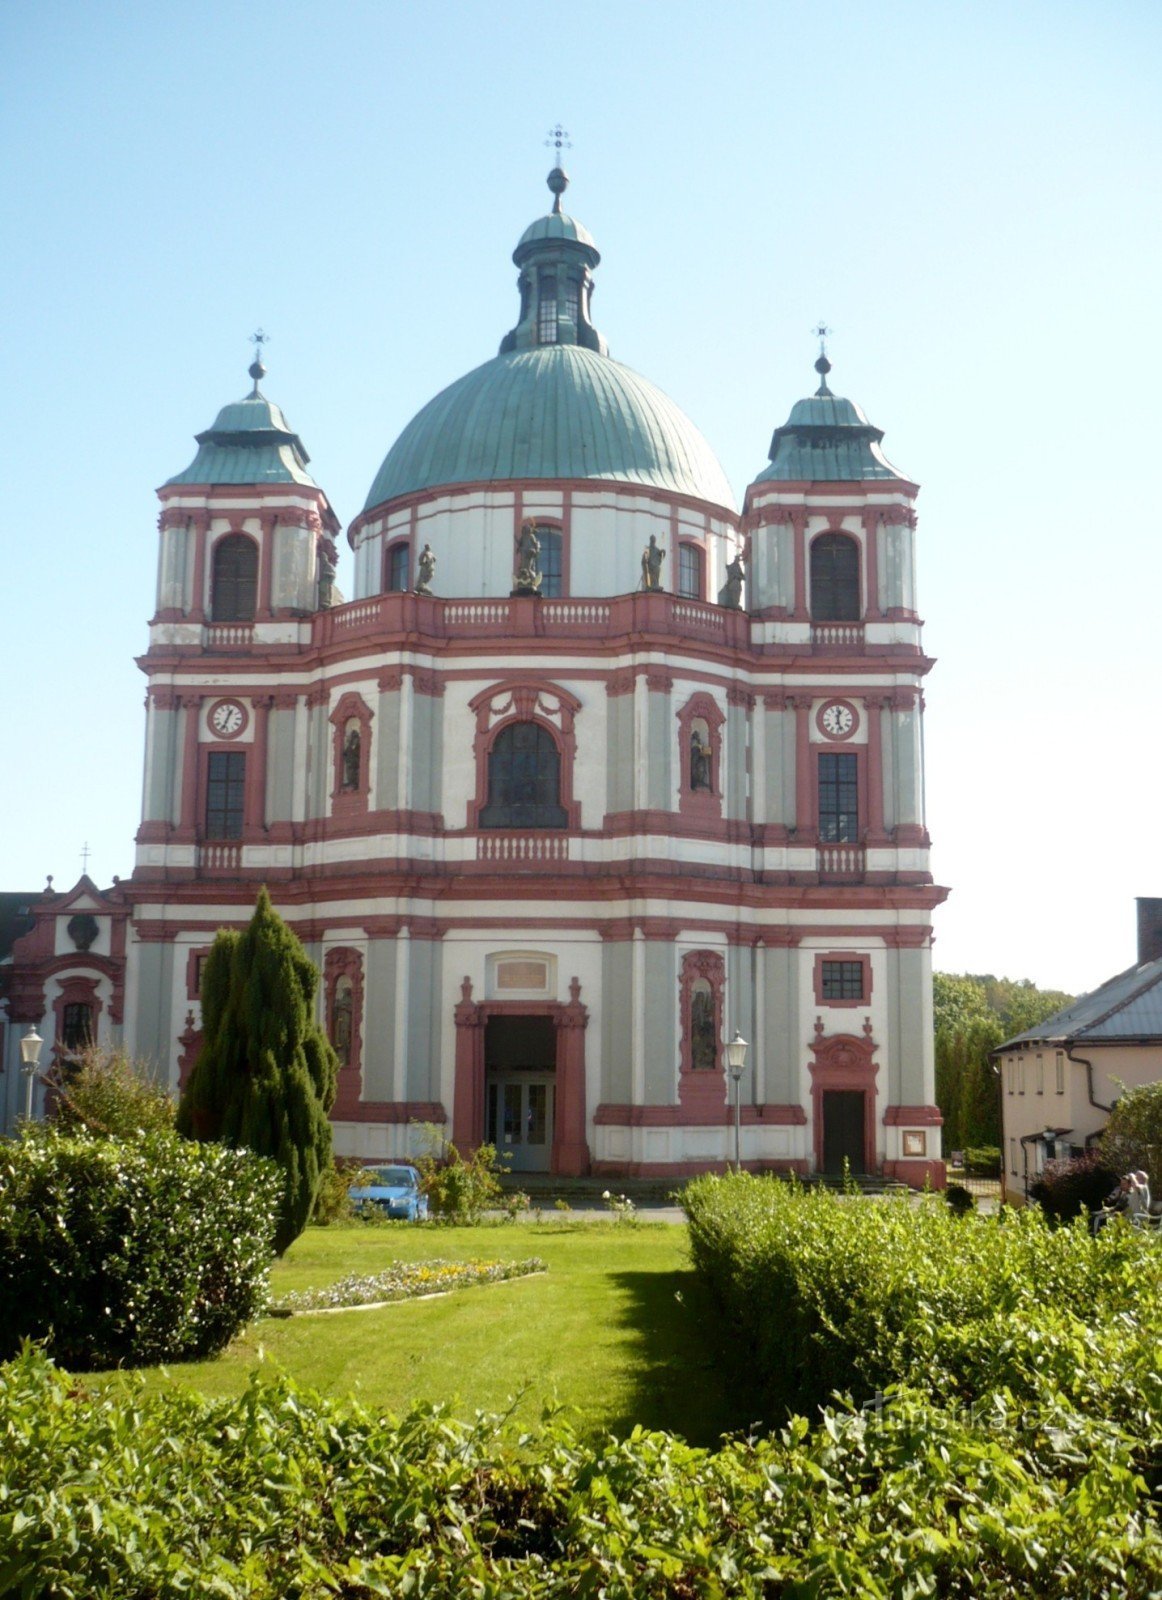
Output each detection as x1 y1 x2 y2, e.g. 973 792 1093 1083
753 355 907 483
164 371 318 488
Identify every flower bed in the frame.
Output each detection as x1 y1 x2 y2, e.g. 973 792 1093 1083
274 1256 545 1313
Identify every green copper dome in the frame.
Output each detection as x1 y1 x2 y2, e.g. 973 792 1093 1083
364 344 736 511
165 362 319 487
753 356 906 484
364 172 735 513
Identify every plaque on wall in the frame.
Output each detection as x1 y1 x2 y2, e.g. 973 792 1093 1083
496 960 549 992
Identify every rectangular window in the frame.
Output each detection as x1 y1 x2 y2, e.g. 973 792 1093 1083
61 1002 94 1052
1056 1051 1065 1093
538 527 563 597
1018 1057 1025 1094
386 542 410 592
818 752 858 842
1005 1058 1014 1094
537 273 557 345
205 750 246 839
678 543 704 600
1010 1136 1017 1174
1036 1053 1044 1094
563 280 579 325
821 960 864 1001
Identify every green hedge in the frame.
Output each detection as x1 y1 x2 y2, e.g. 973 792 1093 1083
0 1129 279 1368
3 1346 1160 1598
681 1173 1162 1462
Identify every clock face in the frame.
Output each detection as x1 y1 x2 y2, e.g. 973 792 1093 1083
209 699 247 739
819 701 857 740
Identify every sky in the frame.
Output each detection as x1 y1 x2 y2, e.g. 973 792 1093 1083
1 0 1159 996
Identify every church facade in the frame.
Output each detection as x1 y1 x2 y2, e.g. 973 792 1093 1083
2 170 948 1182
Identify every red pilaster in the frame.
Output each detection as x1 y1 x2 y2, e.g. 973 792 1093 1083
452 977 484 1150
176 694 202 837
861 509 882 620
258 510 277 618
791 508 808 620
247 695 272 831
553 977 590 1176
189 511 209 621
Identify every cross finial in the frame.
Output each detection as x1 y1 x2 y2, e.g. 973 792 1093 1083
811 322 833 393
248 328 269 391
81 841 91 875
545 123 572 163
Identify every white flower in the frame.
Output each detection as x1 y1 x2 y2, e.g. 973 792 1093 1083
602 1190 611 1200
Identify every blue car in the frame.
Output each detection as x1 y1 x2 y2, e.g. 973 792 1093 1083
349 1163 429 1220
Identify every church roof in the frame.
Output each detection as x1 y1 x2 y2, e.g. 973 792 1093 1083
364 344 736 511
999 960 1162 1049
164 360 319 488
364 172 734 513
753 355 907 484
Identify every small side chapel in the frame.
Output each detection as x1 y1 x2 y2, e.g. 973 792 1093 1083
1 164 949 1181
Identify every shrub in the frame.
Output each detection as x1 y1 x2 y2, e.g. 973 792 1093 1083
46 1047 177 1139
945 1181 975 1215
2 1348 1160 1598
177 887 337 1255
1030 1149 1118 1221
1101 1078 1162 1193
416 1139 508 1223
310 1161 355 1225
963 1143 1002 1176
0 1128 279 1368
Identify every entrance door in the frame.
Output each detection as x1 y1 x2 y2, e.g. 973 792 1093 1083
484 1015 556 1174
486 1076 555 1172
822 1090 866 1175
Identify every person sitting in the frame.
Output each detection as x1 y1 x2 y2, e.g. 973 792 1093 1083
1094 1171 1151 1233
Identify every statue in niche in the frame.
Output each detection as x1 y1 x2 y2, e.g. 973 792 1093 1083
318 547 336 610
341 724 361 790
641 534 665 591
513 520 542 594
691 986 716 1071
690 727 712 792
414 544 436 596
67 913 100 952
332 979 352 1068
718 553 744 610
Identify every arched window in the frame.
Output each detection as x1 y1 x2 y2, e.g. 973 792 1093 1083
385 541 410 593
537 271 557 345
211 534 258 622
538 526 563 597
479 722 567 828
810 533 860 621
678 543 704 600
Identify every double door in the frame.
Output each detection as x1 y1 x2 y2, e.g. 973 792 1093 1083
486 1074 555 1173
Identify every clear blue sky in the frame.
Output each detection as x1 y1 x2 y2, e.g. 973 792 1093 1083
2 0 1159 996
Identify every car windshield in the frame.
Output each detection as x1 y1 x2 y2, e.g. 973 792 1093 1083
358 1167 416 1189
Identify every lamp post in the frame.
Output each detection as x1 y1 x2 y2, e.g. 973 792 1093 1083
20 1025 44 1121
726 1030 748 1171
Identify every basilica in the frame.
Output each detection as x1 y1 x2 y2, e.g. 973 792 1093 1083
2 167 948 1181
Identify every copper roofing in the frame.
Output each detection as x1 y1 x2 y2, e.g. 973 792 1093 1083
998 959 1162 1049
164 382 318 488
752 358 907 484
363 344 736 512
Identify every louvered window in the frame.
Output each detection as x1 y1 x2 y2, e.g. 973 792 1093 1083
211 535 258 621
810 534 860 621
205 751 246 839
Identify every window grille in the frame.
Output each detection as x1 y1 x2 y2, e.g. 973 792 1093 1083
810 533 860 621
205 750 246 839
479 722 567 828
818 752 858 842
211 535 258 622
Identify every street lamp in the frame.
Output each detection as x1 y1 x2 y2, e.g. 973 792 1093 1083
726 1030 748 1171
20 1025 44 1121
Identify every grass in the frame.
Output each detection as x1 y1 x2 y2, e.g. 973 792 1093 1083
110 1219 738 1445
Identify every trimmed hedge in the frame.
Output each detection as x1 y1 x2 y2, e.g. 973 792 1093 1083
3 1346 1160 1598
0 1129 279 1368
682 1173 1162 1466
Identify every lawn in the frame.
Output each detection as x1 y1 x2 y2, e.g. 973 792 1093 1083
115 1218 738 1445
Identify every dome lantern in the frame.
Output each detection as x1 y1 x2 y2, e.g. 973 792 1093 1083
500 170 608 357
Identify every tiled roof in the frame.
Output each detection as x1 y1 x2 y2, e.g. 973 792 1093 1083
999 958 1162 1049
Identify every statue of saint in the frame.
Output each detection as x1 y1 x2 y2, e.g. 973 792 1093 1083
641 534 665 591
514 520 542 594
414 543 436 596
718 553 744 610
691 988 716 1071
341 726 361 790
690 729 712 792
332 980 352 1068
318 548 336 610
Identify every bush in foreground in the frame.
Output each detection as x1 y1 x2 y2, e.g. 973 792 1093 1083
2 1347 1159 1598
0 1128 279 1369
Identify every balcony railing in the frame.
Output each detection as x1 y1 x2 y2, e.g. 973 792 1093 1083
817 843 866 881
476 834 570 865
204 623 255 650
811 621 865 651
199 842 242 871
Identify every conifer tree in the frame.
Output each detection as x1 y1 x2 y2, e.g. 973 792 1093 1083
177 887 337 1254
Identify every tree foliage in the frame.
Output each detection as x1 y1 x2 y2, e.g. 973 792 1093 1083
177 887 337 1255
934 972 1073 1152
1101 1079 1162 1192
